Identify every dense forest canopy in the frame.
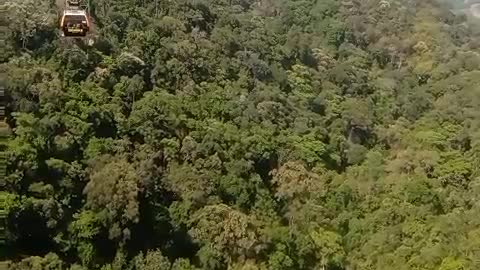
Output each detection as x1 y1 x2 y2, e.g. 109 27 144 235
1 0 480 269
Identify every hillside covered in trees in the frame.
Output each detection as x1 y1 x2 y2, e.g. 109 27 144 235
2 0 480 269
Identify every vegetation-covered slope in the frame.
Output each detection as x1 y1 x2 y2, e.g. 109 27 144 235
2 0 480 269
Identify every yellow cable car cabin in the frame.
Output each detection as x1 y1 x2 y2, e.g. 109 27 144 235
60 9 90 37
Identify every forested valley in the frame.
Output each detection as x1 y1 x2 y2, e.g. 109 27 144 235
1 0 480 269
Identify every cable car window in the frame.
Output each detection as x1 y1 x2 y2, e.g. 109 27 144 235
65 15 87 22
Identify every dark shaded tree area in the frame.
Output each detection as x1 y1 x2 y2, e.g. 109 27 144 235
2 0 480 269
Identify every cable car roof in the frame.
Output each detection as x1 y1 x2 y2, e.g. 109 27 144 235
64 9 87 16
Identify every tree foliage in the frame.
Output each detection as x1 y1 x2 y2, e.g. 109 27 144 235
3 0 480 269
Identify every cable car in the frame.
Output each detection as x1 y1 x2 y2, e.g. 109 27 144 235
67 0 80 6
60 9 90 37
